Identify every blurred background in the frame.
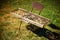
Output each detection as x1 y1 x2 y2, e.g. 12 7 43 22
0 0 60 40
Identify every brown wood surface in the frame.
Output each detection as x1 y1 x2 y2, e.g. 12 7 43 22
11 8 50 28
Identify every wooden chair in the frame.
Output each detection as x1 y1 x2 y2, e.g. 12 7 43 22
31 2 44 15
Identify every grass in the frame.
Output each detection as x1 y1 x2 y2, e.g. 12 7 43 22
0 0 60 40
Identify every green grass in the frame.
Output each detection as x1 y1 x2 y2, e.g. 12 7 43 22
0 0 60 40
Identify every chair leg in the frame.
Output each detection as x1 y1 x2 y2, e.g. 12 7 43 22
39 11 41 15
31 8 33 12
19 21 22 31
18 21 22 39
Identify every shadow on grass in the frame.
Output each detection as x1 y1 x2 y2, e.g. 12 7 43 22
48 23 60 30
26 24 60 40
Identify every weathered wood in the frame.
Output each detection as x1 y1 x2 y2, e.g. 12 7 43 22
11 8 50 28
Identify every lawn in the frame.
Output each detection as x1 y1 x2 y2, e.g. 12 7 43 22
0 0 60 40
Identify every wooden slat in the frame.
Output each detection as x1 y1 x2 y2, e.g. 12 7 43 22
11 8 50 28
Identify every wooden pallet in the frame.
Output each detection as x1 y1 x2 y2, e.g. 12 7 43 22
11 8 50 28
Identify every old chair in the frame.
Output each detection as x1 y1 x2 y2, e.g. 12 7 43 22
31 2 44 15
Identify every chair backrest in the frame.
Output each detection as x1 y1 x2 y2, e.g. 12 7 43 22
32 2 44 11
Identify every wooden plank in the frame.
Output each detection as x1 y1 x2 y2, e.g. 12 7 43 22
11 8 50 28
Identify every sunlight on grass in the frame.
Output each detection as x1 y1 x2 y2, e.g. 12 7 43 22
0 0 60 40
